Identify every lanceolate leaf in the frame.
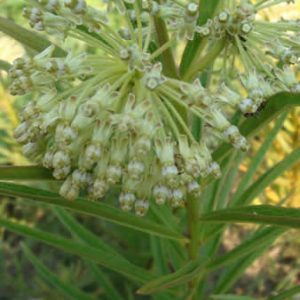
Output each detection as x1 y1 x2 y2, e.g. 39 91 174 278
22 244 94 300
53 207 123 257
0 181 185 242
210 295 257 300
0 166 53 181
234 112 288 199
0 16 65 57
138 227 284 295
269 286 300 300
87 263 123 300
0 217 153 283
231 147 300 206
137 260 204 295
206 227 284 271
213 92 300 162
213 227 283 293
199 205 300 229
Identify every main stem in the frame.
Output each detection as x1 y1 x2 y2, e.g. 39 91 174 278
152 4 208 297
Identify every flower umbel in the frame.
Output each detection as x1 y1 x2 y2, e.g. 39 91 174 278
10 0 300 216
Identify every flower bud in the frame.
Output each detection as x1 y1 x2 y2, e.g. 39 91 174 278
119 192 136 211
135 199 149 216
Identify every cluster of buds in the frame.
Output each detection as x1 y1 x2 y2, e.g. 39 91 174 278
10 0 300 216
194 0 300 116
196 1 256 39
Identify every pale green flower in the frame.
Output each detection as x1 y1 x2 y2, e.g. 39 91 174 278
9 0 300 216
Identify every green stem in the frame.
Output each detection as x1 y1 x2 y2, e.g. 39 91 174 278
187 196 200 259
0 16 65 57
184 38 226 82
179 0 222 76
152 1 178 79
187 195 201 299
152 2 188 123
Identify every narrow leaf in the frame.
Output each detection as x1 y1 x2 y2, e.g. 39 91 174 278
87 262 123 300
235 112 288 198
0 166 53 181
214 252 270 294
53 208 125 300
53 207 121 256
199 205 300 229
139 227 284 294
22 244 94 300
150 236 169 275
0 16 65 56
231 147 300 206
207 227 284 271
210 295 257 300
269 286 300 300
0 181 185 242
0 217 153 283
137 260 203 295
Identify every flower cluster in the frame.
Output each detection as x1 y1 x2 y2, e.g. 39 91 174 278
10 0 300 216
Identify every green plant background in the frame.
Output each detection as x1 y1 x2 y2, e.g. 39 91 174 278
0 1 300 299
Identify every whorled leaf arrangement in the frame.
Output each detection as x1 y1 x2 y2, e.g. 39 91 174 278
9 0 300 216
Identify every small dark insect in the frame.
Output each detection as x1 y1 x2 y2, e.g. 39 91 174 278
238 35 248 51
238 35 247 43
244 101 267 118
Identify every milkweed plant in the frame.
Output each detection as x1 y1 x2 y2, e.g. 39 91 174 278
1 0 300 299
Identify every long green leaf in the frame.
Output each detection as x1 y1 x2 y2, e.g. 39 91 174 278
214 249 272 294
206 227 284 271
53 207 121 256
210 295 257 300
87 262 123 300
213 92 300 162
199 205 300 229
137 260 204 295
232 147 300 206
0 166 53 181
22 244 94 300
0 16 65 56
151 236 170 275
212 152 244 210
269 286 300 300
0 181 185 242
138 227 284 294
0 217 153 283
234 112 288 198
53 208 125 300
